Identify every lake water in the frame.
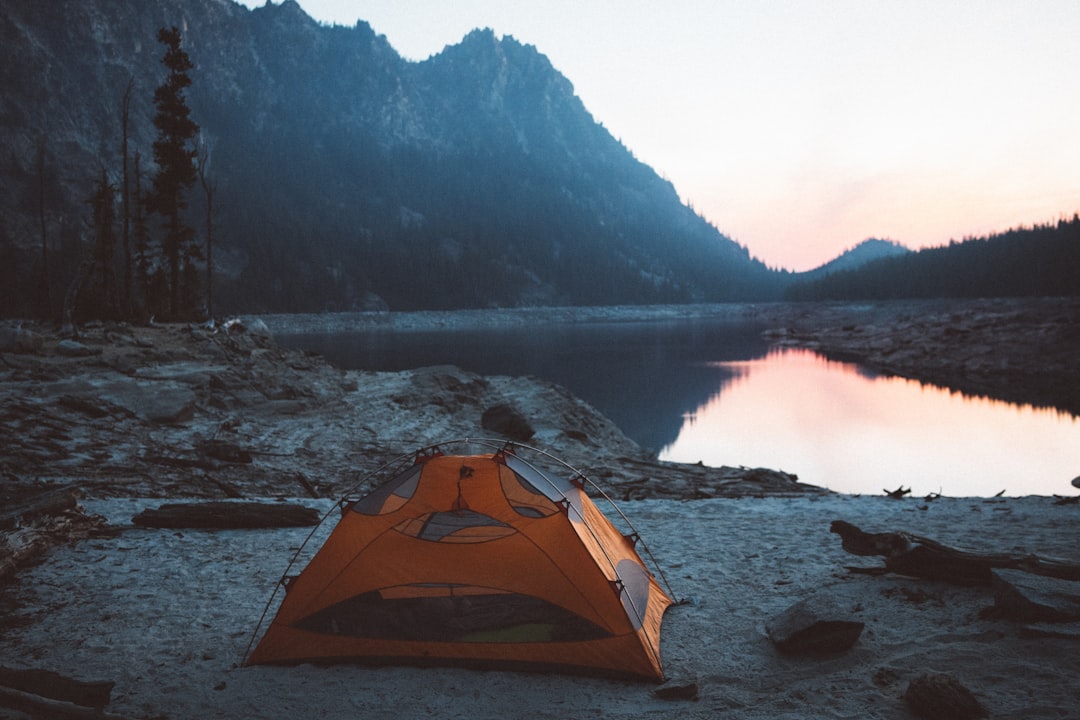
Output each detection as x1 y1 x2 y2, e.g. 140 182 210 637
278 317 1080 498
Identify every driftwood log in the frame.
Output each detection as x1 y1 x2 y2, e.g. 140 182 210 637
830 520 1080 585
0 684 128 720
0 489 110 582
0 667 113 711
0 487 79 530
132 501 320 529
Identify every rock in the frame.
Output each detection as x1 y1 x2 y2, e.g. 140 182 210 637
481 403 535 441
0 326 43 353
246 318 273 338
196 439 253 464
138 387 197 424
991 569 1080 623
653 676 698 701
55 339 100 357
765 596 864 655
904 673 987 720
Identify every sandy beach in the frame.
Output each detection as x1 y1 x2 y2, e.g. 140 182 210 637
2 494 1078 719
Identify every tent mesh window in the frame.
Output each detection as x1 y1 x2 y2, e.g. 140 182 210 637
394 510 516 543
295 584 612 643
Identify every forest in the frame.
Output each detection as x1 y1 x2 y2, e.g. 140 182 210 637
785 217 1080 301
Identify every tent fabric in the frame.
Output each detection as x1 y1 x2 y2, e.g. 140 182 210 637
247 447 674 680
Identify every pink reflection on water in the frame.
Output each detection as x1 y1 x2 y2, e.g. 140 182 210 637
659 348 1080 498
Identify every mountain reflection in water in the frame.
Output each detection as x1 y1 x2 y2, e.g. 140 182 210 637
278 319 1080 498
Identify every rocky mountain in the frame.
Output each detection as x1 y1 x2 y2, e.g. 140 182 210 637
0 0 784 316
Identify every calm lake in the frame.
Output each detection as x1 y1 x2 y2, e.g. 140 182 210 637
278 317 1080 498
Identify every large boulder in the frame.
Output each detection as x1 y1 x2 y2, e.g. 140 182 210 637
766 595 864 655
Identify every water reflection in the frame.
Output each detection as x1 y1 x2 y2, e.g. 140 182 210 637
278 319 1080 497
660 349 1080 497
279 319 769 452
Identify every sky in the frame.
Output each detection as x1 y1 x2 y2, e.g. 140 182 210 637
236 0 1080 271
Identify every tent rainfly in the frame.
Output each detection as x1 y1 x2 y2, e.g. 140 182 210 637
246 441 675 680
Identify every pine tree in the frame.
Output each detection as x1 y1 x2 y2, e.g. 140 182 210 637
148 26 199 319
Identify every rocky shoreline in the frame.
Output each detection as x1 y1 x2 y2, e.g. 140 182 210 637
0 316 817 508
3 297 1077 510
755 297 1080 416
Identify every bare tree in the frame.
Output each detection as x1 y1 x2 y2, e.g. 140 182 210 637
197 134 216 318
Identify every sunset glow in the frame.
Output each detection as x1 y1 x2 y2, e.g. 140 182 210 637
659 349 1080 497
240 0 1080 270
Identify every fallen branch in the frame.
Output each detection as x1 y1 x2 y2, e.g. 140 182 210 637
830 520 1080 585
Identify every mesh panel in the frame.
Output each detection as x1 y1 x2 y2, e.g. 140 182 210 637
296 585 612 643
395 510 515 543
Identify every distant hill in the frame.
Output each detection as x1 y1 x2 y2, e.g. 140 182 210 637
0 0 783 317
797 239 910 280
785 218 1080 301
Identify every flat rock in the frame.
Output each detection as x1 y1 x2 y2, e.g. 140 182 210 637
55 339 100 357
0 326 43 353
991 568 1080 623
765 596 864 655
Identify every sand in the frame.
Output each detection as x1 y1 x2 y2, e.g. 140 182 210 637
2 493 1078 719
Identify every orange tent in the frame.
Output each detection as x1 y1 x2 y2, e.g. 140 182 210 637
246 441 674 680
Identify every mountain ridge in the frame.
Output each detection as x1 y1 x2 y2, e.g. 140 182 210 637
0 0 786 316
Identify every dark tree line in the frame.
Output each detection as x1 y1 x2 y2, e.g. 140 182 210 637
47 26 209 327
785 216 1080 301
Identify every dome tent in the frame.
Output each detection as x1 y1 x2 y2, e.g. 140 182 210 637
245 439 675 680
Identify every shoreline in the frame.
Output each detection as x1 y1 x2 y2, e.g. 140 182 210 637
255 296 1080 418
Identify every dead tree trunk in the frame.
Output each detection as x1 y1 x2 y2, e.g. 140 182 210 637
829 520 1080 585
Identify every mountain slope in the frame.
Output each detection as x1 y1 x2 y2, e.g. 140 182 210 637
0 0 782 316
